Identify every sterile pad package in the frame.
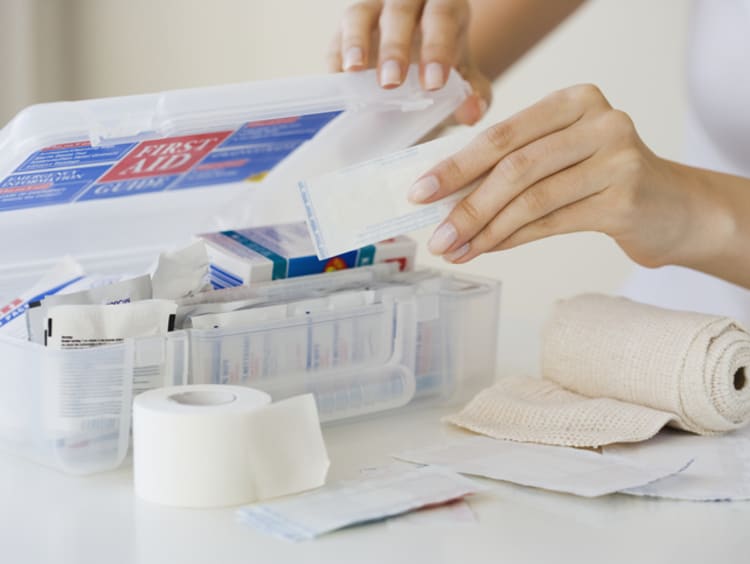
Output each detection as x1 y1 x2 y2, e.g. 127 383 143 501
0 67 500 475
299 132 478 259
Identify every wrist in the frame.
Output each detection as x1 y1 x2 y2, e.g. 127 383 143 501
670 163 741 276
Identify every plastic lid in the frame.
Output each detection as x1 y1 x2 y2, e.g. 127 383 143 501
0 67 468 278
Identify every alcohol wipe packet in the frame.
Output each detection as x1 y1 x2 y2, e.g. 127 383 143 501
298 132 478 260
236 466 483 542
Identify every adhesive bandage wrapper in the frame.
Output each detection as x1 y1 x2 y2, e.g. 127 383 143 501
28 274 153 344
45 299 176 350
298 133 477 259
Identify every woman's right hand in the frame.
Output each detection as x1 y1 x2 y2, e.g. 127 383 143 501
327 0 492 125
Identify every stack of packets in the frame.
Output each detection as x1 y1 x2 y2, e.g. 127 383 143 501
0 223 416 350
197 221 416 289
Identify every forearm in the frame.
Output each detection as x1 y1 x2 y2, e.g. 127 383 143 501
468 0 586 80
673 164 750 289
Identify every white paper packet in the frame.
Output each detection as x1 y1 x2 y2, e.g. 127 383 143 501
236 466 483 542
603 426 750 501
151 241 211 300
45 300 177 350
298 132 477 259
0 256 85 340
189 303 289 330
394 435 694 498
28 274 153 344
187 290 375 330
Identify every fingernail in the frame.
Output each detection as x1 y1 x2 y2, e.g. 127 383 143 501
424 62 444 90
478 98 488 116
428 222 458 255
444 243 470 262
343 46 363 70
408 175 439 203
380 60 401 87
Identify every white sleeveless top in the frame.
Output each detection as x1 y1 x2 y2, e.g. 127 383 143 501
621 0 750 326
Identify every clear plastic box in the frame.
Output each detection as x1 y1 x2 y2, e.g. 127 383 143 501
0 68 500 475
188 272 500 421
0 272 498 474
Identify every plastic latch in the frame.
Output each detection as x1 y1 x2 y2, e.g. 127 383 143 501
87 114 158 147
397 97 434 112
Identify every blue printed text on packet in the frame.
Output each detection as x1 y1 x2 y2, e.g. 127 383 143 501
0 110 343 213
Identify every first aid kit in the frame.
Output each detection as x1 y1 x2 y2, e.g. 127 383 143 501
0 66 500 475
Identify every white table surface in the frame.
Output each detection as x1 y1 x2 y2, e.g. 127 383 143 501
1 402 749 564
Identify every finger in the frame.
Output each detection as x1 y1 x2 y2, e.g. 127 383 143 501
428 120 601 256
492 195 610 252
410 84 611 203
378 0 424 87
327 30 343 72
419 0 468 90
446 155 608 263
452 66 492 125
340 1 382 71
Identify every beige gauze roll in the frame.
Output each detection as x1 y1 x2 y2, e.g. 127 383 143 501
445 294 750 447
543 294 750 434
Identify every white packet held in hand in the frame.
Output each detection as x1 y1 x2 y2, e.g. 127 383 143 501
298 132 477 259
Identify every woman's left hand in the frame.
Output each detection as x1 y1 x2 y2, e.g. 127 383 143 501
409 83 706 269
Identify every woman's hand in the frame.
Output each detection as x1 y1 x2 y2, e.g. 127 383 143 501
328 0 491 125
410 84 721 270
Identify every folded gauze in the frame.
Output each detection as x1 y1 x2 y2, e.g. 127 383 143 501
445 294 750 447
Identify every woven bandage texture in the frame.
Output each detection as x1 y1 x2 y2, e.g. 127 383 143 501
445 294 750 447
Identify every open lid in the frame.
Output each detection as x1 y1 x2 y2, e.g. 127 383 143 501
0 66 468 281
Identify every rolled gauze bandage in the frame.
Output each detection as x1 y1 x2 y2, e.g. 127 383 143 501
543 294 750 434
445 294 750 447
133 386 329 508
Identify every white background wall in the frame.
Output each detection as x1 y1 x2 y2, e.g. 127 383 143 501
1 0 691 373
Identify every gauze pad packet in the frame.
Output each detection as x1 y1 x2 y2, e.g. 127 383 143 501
298 133 477 259
45 300 177 350
27 274 153 344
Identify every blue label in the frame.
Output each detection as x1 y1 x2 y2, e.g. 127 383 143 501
220 111 342 148
0 165 111 211
169 143 299 190
15 142 137 173
0 110 343 212
209 264 244 288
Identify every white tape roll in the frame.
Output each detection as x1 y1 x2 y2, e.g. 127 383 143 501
133 385 329 508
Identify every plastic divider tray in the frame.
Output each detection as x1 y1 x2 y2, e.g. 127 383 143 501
0 272 499 475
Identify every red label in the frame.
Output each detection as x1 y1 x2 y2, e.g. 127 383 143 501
1 298 23 315
246 116 298 128
99 131 231 182
43 141 91 151
385 257 408 271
